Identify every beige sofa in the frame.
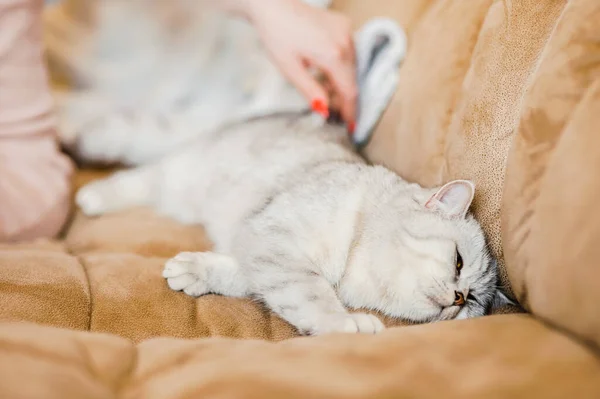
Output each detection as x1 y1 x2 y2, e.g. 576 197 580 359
0 0 599 397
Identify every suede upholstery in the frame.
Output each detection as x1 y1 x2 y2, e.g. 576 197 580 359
1 0 599 397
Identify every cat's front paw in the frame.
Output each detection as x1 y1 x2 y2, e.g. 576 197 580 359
162 252 210 297
311 313 385 335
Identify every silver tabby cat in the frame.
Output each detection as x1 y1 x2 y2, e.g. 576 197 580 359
77 112 504 335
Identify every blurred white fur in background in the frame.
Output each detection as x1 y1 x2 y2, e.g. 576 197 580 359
43 0 406 165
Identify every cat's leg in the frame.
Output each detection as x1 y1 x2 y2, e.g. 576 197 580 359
235 202 385 335
63 106 207 166
76 165 157 216
56 91 222 166
166 248 384 334
162 252 248 297
257 270 385 335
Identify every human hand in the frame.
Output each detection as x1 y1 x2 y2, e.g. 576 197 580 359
247 0 358 130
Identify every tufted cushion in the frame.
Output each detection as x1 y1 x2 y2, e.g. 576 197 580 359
0 216 298 343
502 0 600 348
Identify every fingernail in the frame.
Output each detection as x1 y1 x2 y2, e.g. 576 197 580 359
311 98 329 119
347 121 356 134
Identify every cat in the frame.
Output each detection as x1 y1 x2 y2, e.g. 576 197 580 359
76 111 505 335
52 0 504 334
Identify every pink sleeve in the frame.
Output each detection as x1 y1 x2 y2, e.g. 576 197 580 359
0 0 73 241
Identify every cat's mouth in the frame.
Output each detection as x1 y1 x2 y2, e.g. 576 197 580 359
423 294 464 322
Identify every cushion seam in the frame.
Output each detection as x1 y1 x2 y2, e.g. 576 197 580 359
77 254 94 332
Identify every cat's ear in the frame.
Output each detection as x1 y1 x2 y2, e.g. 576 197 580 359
425 180 475 218
492 288 517 309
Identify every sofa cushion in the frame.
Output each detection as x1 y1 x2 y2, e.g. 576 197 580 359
1 314 599 398
0 240 297 342
502 0 600 348
0 250 90 331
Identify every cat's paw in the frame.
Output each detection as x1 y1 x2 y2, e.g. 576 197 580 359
76 184 109 216
311 313 385 335
162 252 211 297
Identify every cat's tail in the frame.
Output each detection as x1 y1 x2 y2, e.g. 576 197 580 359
353 18 408 147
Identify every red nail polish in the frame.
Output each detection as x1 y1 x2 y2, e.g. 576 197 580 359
347 121 356 134
311 99 329 119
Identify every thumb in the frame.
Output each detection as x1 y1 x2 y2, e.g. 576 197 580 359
276 55 330 117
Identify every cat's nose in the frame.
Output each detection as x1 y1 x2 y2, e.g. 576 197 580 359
453 291 465 306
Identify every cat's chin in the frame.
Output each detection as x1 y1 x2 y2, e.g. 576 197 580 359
403 306 465 323
453 303 489 320
396 307 457 324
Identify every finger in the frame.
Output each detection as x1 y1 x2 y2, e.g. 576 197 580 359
276 55 330 117
337 36 358 126
312 40 358 128
319 56 358 128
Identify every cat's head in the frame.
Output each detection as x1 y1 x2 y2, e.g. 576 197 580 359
351 179 510 323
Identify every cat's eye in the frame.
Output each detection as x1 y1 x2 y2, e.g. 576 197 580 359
456 250 463 274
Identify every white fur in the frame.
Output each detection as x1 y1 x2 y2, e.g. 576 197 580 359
76 114 501 335
44 1 406 164
44 0 325 165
